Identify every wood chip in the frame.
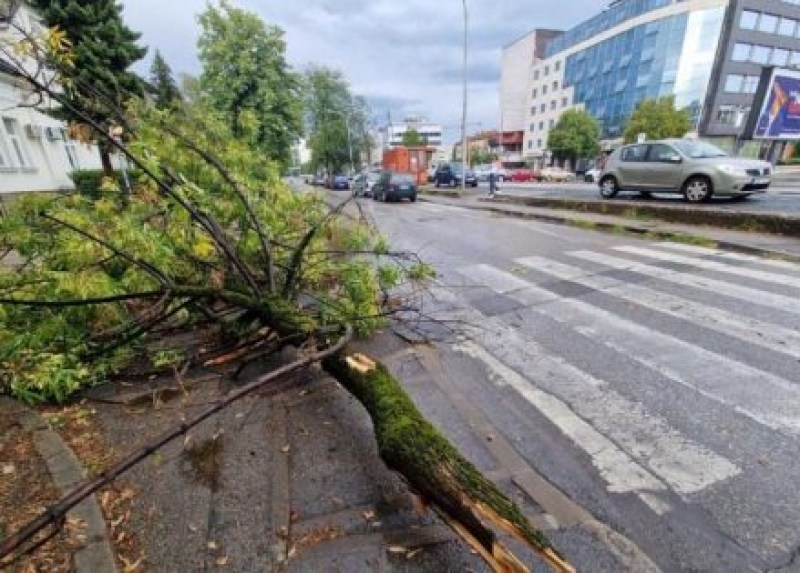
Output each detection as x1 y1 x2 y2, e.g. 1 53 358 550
214 556 228 567
280 444 291 453
388 545 407 554
207 541 218 551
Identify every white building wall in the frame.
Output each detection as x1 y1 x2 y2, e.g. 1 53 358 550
385 118 443 148
1 4 102 195
501 31 538 134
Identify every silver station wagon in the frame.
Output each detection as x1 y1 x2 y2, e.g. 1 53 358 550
598 139 772 203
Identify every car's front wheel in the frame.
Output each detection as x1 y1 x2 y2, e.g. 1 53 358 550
599 176 619 199
683 175 713 203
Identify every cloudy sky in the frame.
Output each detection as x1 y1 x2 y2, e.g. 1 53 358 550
122 0 600 143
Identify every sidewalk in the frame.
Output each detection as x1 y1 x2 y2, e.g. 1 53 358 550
0 332 655 572
420 187 800 261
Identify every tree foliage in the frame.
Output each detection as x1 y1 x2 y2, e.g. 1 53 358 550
401 128 426 147
623 96 691 144
547 109 600 161
28 0 147 173
197 0 302 167
303 66 372 174
148 49 182 109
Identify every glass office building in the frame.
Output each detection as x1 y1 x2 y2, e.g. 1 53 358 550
562 7 725 138
519 0 800 157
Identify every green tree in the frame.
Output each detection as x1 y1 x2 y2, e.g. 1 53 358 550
623 96 691 144
29 0 147 174
148 49 182 109
197 0 302 166
401 128 426 147
303 66 365 174
547 109 600 163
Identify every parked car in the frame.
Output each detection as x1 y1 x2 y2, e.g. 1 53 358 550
330 174 349 190
434 164 478 187
372 171 417 202
312 173 327 186
540 166 576 182
508 168 539 183
352 171 379 197
598 139 772 203
473 165 492 182
584 167 602 183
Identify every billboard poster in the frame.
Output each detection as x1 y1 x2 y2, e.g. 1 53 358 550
752 68 800 140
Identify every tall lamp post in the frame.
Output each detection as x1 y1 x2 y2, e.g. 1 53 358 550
460 0 468 194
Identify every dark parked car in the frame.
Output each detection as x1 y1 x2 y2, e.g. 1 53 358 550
330 174 349 190
372 171 417 202
434 164 478 187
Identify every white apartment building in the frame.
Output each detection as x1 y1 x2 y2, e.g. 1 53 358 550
1 4 102 195
525 58 577 159
384 116 443 148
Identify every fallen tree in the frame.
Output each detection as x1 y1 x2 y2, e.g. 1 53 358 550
0 22 574 573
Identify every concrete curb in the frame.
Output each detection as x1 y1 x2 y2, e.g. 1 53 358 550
12 401 119 573
418 195 800 264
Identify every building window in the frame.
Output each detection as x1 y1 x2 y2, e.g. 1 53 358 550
532 88 538 98
725 74 744 92
530 123 535 132
534 70 540 80
539 121 544 130
540 103 546 113
2 118 32 169
791 50 800 67
0 131 12 170
543 84 548 95
740 10 758 30
544 65 550 76
555 61 561 71
779 17 797 36
61 128 79 170
562 96 569 108
716 105 737 124
527 140 532 149
751 45 771 64
758 13 778 33
772 47 790 66
743 75 759 93
548 119 555 129
552 80 558 90
537 139 542 148
550 100 556 110
531 106 536 115
732 43 751 62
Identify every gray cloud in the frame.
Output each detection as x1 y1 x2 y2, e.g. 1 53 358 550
122 0 601 143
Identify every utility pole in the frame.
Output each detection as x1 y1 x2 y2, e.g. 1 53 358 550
461 0 468 194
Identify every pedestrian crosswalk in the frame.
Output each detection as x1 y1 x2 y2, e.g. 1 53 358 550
428 241 800 519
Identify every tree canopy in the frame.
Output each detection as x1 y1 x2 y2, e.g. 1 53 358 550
623 96 692 144
197 0 302 167
547 109 600 161
28 0 147 173
401 128 426 147
303 66 372 174
148 49 182 109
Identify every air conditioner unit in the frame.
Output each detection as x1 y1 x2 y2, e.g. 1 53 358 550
24 124 42 140
44 127 61 141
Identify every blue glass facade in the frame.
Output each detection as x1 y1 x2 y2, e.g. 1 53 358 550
546 0 674 57
560 7 725 138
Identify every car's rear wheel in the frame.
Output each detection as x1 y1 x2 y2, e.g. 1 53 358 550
683 176 713 203
599 176 619 199
410 194 417 202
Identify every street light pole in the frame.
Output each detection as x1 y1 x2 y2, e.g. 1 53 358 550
461 0 468 194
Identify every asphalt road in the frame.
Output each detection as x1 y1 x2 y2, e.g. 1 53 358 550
357 194 800 572
477 173 800 213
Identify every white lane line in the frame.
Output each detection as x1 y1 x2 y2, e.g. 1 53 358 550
653 242 800 274
515 255 800 360
460 263 800 437
615 245 800 291
461 263 540 294
568 250 800 317
453 339 669 503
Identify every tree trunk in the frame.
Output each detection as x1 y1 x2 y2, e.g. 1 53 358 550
100 147 114 177
323 352 575 573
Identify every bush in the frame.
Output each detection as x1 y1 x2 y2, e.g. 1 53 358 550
69 170 127 199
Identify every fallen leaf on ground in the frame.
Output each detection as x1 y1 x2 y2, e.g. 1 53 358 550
207 540 218 551
406 548 422 559
214 555 229 567
280 444 291 453
362 510 375 521
120 555 144 572
388 545 407 554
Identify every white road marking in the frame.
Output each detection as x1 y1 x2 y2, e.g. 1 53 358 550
568 250 800 317
615 245 800 291
653 242 800 274
459 263 800 437
514 255 800 360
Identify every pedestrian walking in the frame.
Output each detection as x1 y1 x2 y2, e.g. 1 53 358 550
488 170 498 199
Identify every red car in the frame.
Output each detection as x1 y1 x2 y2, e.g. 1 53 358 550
509 168 540 182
